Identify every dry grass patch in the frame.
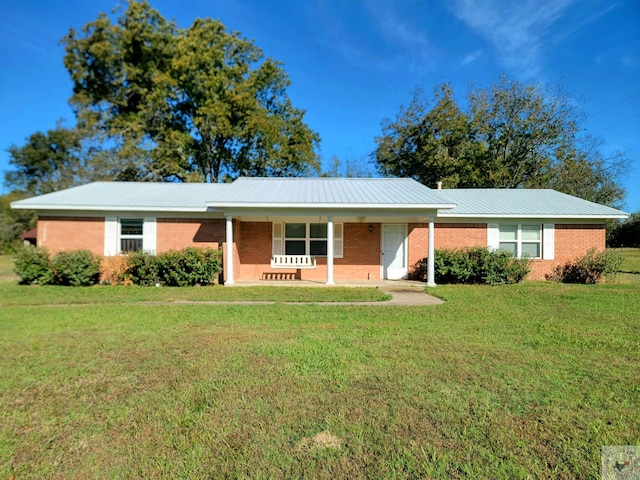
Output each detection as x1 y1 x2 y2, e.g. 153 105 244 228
294 431 342 452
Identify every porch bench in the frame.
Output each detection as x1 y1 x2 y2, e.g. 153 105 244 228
270 255 317 269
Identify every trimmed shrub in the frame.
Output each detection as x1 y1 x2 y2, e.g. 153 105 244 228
51 250 102 286
100 255 133 286
546 248 622 284
157 247 222 286
128 250 160 286
412 247 530 285
14 245 54 285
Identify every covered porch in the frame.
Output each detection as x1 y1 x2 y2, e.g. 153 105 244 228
205 177 456 287
221 214 439 287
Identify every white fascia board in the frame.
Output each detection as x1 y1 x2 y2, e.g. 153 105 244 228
11 204 209 213
221 206 450 218
209 202 457 210
36 209 225 219
437 213 629 220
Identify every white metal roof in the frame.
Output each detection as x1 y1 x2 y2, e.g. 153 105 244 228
10 178 629 219
11 182 232 212
438 189 628 219
205 177 455 209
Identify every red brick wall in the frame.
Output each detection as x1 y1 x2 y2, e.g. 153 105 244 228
436 223 488 249
237 222 271 280
35 217 606 284
235 222 381 281
157 218 224 252
407 223 487 276
529 224 606 280
408 224 428 273
37 217 104 255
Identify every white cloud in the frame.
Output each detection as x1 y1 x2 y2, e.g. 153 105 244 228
460 48 483 67
364 0 431 55
308 0 436 75
0 20 61 60
551 3 618 44
447 0 575 77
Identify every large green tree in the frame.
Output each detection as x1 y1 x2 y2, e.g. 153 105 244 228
4 124 141 194
5 125 83 196
376 85 483 188
374 77 628 207
0 192 36 254
62 0 320 183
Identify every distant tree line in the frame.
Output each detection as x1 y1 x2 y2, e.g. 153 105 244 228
608 213 640 248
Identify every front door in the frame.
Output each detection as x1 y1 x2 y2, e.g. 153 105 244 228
382 224 407 279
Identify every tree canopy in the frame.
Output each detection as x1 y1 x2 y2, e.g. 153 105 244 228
62 0 320 183
5 125 83 196
374 77 627 207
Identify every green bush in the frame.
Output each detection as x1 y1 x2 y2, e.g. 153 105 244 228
412 247 530 285
157 247 222 286
546 248 622 284
127 247 222 286
14 245 54 285
14 246 223 287
128 250 160 286
51 250 102 286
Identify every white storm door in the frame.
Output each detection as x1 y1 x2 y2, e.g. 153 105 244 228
382 224 407 280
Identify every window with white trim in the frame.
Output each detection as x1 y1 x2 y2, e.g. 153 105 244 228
120 219 144 252
498 224 542 259
272 222 343 258
104 217 157 256
285 222 328 255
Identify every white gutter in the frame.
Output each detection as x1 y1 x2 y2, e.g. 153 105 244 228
206 202 458 210
10 203 210 213
437 213 629 219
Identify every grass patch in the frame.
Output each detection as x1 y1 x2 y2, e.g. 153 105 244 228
0 283 390 306
1 281 638 478
612 247 640 273
610 248 640 284
0 255 17 283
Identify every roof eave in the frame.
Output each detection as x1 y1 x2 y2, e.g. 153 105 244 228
438 213 629 219
206 202 457 210
10 203 209 213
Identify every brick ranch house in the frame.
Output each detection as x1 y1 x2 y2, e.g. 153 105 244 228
11 177 628 285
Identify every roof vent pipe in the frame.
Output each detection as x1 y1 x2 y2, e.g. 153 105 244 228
437 181 443 190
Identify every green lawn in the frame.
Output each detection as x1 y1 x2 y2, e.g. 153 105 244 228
1 281 638 479
0 283 390 306
613 248 640 274
611 248 640 285
0 254 16 283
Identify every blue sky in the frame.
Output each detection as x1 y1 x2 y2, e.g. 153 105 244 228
1 0 638 212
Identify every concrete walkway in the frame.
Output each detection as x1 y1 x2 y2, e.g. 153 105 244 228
153 280 444 307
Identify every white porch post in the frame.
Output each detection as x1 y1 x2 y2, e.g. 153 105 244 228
326 216 335 285
225 215 234 285
427 216 436 287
